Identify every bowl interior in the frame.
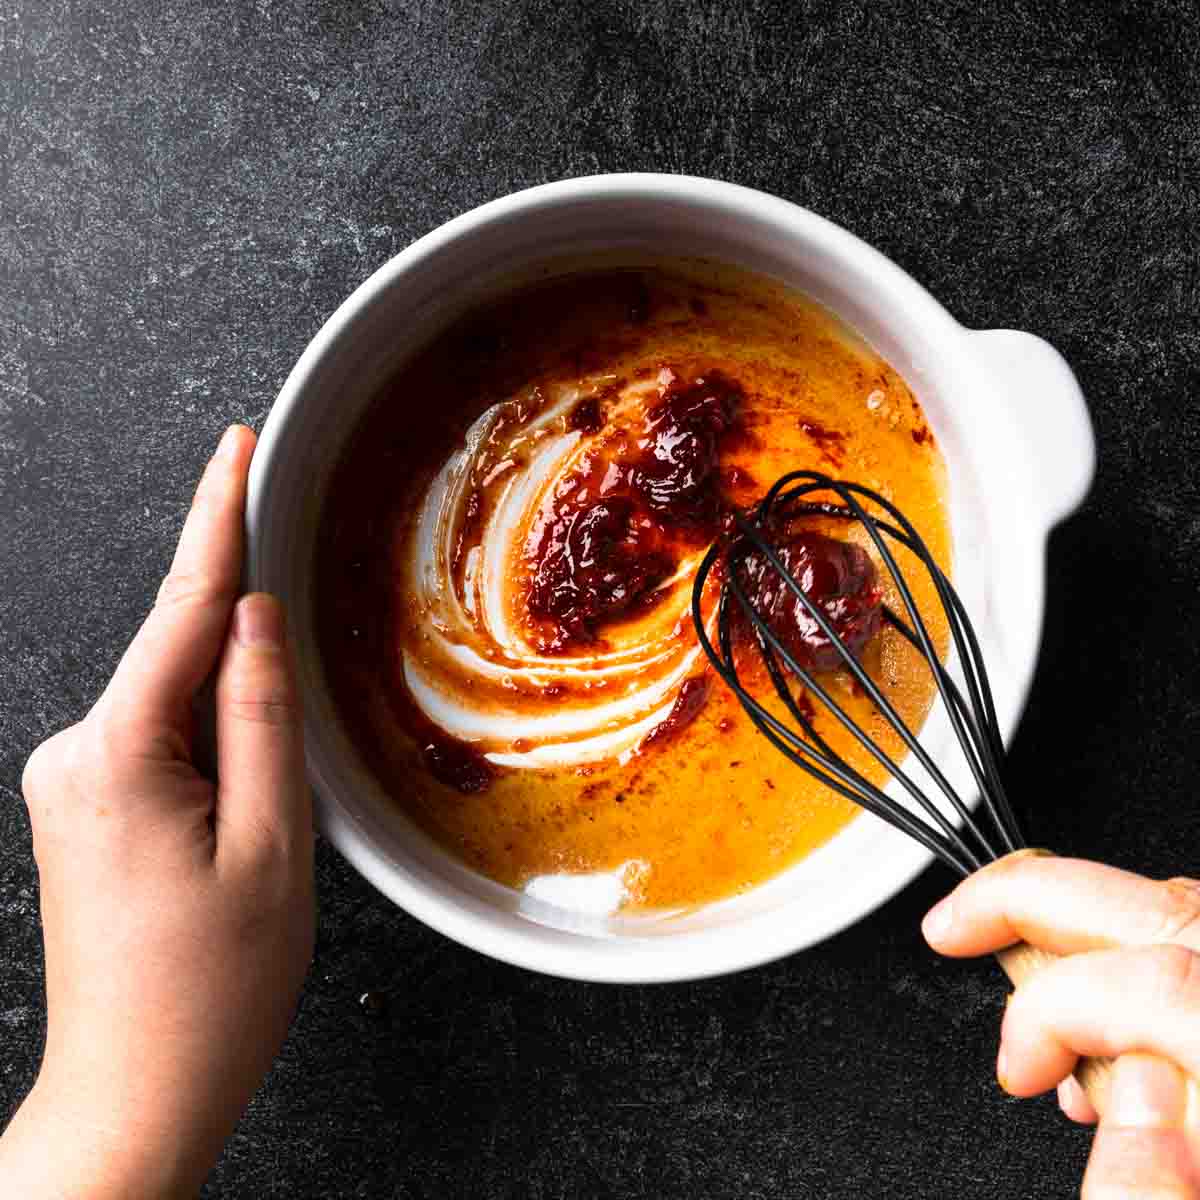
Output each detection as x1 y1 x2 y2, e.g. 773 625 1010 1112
248 179 1047 980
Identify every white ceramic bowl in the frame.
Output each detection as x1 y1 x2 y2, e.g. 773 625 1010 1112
247 174 1095 983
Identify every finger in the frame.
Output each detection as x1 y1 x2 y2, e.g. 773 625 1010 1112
1059 1074 1099 1125
1084 1129 1200 1199
214 593 311 869
997 944 1200 1096
921 851 1200 958
1083 1056 1199 1198
99 426 256 734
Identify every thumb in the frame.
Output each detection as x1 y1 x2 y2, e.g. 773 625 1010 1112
214 593 312 870
1083 1055 1200 1198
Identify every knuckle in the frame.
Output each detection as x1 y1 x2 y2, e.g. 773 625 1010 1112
21 725 79 801
228 808 311 877
91 706 188 770
230 836 303 912
156 568 236 611
1150 879 1200 947
237 822 285 873
1142 943 1200 1007
224 693 296 728
21 741 51 800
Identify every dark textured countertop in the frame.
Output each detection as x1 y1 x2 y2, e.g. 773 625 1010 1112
3 2 1199 1196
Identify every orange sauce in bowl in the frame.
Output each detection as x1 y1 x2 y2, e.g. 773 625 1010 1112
315 261 950 912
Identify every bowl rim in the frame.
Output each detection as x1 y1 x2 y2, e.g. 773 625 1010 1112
247 172 1075 982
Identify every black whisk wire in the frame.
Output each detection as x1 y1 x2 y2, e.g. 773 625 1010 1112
691 471 1024 878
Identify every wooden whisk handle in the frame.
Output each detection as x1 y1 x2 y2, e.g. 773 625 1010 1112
996 942 1200 1122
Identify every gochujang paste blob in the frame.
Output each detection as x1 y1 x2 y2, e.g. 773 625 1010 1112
525 368 744 652
527 497 674 650
631 370 740 519
738 531 883 673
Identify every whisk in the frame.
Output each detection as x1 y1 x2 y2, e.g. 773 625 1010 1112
688 469 1139 1118
692 469 1021 879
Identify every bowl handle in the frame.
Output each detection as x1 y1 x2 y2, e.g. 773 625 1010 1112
967 329 1097 527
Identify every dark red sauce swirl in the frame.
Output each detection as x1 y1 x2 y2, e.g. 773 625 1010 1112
525 369 742 651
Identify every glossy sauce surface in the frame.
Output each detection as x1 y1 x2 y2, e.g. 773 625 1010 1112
315 262 950 911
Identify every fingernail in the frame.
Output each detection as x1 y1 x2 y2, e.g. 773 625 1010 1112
997 847 1055 865
1109 1055 1186 1129
216 425 243 459
922 897 954 945
996 1045 1010 1091
234 594 284 648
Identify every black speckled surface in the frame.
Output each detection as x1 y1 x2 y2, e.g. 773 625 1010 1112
3 1 1199 1196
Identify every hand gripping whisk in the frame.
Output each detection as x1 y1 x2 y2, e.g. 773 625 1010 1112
690 469 1187 1119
